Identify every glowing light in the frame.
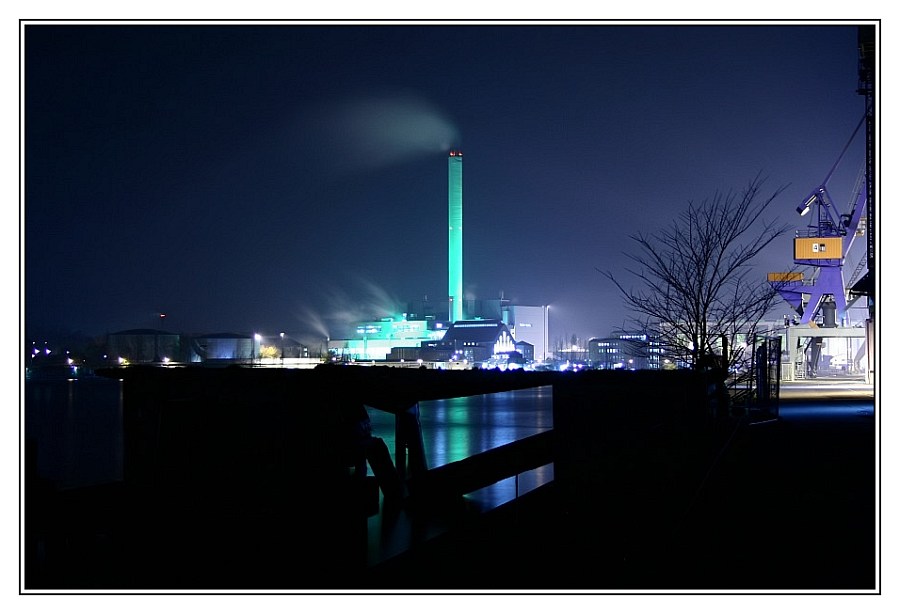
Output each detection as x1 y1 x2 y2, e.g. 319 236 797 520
797 194 816 216
493 330 515 355
448 151 463 322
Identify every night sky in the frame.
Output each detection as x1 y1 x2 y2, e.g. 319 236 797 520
23 21 871 346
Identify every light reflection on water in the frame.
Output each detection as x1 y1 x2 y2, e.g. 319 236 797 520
25 377 554 508
366 385 554 508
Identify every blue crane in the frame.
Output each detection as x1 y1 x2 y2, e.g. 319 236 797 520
769 114 868 326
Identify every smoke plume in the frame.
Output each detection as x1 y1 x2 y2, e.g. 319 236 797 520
304 93 460 174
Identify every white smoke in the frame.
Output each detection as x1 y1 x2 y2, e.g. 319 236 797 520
296 275 406 338
304 93 460 174
294 304 330 340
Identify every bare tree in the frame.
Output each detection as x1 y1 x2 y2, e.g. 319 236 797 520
601 173 792 375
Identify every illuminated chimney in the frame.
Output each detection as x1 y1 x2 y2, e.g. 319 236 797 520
448 150 463 323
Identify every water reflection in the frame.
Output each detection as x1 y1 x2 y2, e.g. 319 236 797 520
366 385 554 508
25 377 124 489
24 376 554 509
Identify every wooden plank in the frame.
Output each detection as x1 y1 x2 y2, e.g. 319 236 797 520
409 430 555 500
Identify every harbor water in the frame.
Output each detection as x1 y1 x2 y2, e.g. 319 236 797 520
24 373 555 506
366 385 555 508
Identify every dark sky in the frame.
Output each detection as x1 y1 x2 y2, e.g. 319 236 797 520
23 21 870 345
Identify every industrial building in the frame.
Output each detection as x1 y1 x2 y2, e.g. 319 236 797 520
107 329 182 364
105 330 312 367
190 332 257 363
588 332 663 371
188 332 310 364
330 317 448 363
417 319 517 364
327 150 550 369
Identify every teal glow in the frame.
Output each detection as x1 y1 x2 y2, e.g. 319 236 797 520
353 319 437 341
448 151 463 322
342 318 447 360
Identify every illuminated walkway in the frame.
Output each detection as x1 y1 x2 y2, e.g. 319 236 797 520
780 376 875 401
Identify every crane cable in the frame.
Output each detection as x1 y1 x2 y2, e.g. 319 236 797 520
821 111 867 187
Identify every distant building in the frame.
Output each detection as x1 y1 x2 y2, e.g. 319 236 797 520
420 319 517 365
107 329 182 364
506 305 549 363
329 317 447 362
256 333 309 360
588 331 661 370
515 340 534 363
190 332 257 363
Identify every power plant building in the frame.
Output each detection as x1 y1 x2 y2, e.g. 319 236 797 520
419 319 517 364
330 317 447 362
327 151 551 368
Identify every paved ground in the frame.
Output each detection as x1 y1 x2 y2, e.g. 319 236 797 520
646 395 876 591
780 376 876 402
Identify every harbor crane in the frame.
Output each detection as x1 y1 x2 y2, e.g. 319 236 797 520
768 114 868 327
768 25 874 382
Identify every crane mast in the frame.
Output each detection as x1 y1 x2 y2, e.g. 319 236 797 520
768 29 873 327
767 25 875 383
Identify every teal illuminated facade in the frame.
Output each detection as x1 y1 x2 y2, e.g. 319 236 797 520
448 150 464 323
332 317 447 362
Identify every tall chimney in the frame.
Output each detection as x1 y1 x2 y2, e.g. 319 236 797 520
448 150 463 322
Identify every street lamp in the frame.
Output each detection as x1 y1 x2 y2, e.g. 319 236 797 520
280 332 285 365
254 333 262 366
